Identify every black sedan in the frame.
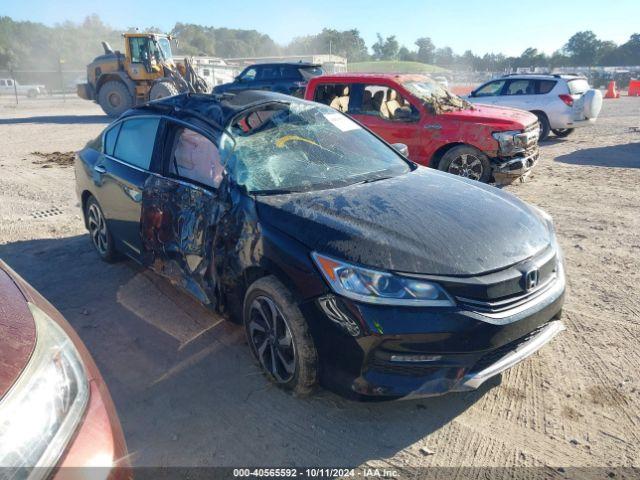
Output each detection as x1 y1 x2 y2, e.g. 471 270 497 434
75 91 565 400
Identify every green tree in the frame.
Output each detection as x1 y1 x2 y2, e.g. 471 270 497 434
414 37 435 64
372 34 399 60
434 46 454 67
564 30 601 66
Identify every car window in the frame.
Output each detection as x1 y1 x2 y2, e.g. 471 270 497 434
313 83 352 113
474 80 506 97
169 126 223 189
505 80 534 96
568 79 590 95
224 102 412 194
240 68 257 82
357 84 418 121
0 80 5 86
537 80 557 94
299 66 323 80
104 123 121 156
281 66 302 80
259 67 281 81
113 118 159 170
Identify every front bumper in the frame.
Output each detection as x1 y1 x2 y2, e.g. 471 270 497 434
304 266 565 400
491 147 539 184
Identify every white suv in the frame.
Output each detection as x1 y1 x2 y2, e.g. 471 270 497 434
467 74 603 141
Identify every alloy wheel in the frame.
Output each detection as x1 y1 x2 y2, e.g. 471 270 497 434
448 153 483 180
87 203 108 255
247 296 296 383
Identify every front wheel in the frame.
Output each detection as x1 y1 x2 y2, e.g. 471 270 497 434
149 80 179 101
552 128 574 138
243 276 318 396
438 145 492 183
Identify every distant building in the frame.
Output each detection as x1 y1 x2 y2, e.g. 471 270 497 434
224 54 348 74
175 56 238 87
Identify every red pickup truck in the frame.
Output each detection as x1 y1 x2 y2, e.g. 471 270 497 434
305 73 540 183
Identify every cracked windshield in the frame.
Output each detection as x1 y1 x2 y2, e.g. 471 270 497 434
225 102 411 194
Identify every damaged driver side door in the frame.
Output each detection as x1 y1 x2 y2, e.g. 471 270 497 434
140 119 226 307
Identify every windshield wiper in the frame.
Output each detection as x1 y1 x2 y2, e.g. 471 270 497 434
251 188 304 196
356 175 395 185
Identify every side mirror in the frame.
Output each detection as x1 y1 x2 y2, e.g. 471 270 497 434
235 76 242 83
468 90 475 98
392 143 409 157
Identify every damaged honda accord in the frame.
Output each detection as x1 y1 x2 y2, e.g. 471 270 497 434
75 91 565 400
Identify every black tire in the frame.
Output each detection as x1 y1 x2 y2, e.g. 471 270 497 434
98 81 133 117
438 145 492 183
243 276 318 396
533 112 551 142
149 81 179 101
552 128 575 138
85 196 118 263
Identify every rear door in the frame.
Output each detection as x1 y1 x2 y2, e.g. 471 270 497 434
92 116 161 258
140 119 226 306
498 79 536 110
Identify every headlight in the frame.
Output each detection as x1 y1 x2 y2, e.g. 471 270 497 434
493 130 526 156
0 302 89 478
312 253 455 307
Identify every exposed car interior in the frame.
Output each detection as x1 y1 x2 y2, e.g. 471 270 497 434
170 127 223 188
316 83 413 120
329 85 350 112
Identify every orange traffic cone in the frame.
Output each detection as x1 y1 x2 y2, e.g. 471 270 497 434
605 81 620 99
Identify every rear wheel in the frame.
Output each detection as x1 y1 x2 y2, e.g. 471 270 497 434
85 196 118 263
552 128 574 138
149 80 179 101
243 276 318 396
98 81 133 117
533 112 551 141
438 145 492 183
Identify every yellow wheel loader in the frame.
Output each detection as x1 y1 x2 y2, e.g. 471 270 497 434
77 33 209 117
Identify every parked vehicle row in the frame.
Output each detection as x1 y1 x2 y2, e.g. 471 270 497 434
0 66 576 471
74 91 566 401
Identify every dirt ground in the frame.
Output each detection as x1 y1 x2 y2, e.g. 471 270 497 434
0 96 639 473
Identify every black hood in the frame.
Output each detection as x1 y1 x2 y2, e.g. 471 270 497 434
256 168 551 276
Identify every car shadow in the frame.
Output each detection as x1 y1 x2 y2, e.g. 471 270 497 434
0 115 109 125
555 142 640 168
0 235 495 467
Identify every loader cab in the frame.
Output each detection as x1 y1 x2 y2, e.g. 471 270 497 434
124 34 174 81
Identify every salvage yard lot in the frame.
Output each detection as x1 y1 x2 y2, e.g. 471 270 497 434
0 97 639 469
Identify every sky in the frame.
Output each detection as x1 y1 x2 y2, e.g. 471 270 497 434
3 0 638 56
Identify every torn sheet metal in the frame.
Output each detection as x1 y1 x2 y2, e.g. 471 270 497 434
141 175 224 306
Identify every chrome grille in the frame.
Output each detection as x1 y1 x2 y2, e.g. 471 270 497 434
456 274 558 314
